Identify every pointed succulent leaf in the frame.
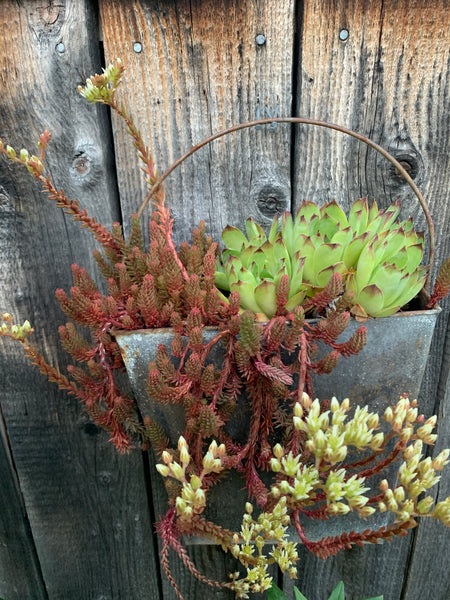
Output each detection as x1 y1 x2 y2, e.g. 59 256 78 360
285 289 307 310
239 245 259 269
221 225 248 251
245 217 266 243
356 284 385 316
381 228 407 261
236 266 258 286
368 263 404 306
254 280 278 318
289 253 306 295
268 214 280 244
405 243 424 273
316 262 346 288
343 232 370 269
356 243 376 291
315 213 340 241
214 270 230 291
259 239 279 273
388 270 427 310
321 199 349 227
367 198 379 222
293 214 310 238
313 243 344 276
331 226 353 248
392 246 408 270
273 238 290 266
280 211 296 253
381 199 402 229
369 304 402 318
296 200 320 223
349 198 369 234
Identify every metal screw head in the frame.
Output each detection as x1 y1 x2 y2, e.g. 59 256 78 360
256 34 266 46
339 29 349 41
133 42 142 53
56 42 65 53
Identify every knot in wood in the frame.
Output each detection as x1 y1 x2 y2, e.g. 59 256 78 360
256 185 288 218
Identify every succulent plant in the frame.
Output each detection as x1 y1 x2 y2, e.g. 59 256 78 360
215 198 427 319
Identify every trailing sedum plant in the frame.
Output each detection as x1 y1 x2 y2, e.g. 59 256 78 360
1 61 450 600
215 199 427 319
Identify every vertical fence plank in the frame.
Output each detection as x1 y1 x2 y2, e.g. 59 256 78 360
99 0 295 597
0 413 47 599
402 315 450 600
285 1 450 598
99 0 295 243
0 1 160 598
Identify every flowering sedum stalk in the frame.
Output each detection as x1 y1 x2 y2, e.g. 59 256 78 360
155 393 450 598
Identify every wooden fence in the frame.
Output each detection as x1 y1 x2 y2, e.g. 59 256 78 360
0 1 449 598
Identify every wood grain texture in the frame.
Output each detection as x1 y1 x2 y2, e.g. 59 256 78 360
100 1 294 598
0 1 160 598
0 409 47 599
99 0 295 244
402 314 450 600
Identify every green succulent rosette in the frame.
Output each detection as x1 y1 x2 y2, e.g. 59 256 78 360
215 198 427 319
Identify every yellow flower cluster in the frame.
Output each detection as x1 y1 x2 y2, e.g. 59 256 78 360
229 497 298 598
0 141 44 175
378 438 450 523
0 313 33 341
293 393 384 469
156 437 226 522
78 60 124 104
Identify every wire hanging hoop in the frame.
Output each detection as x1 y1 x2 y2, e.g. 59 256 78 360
137 117 435 293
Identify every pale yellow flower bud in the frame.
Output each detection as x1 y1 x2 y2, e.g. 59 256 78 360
270 458 282 473
162 450 173 465
384 407 394 423
358 506 376 518
190 475 202 490
301 392 312 409
170 461 184 480
294 402 303 418
273 443 284 459
179 446 190 467
330 397 340 413
432 449 450 470
6 145 16 159
156 464 170 477
417 496 434 514
379 479 389 492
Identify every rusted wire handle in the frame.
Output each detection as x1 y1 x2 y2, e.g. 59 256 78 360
137 117 435 292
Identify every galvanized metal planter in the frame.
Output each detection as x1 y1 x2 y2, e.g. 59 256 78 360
114 305 441 542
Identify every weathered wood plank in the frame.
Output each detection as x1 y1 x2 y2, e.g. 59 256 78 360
99 0 295 597
285 0 450 597
402 314 450 600
0 1 160 598
99 0 295 244
0 410 47 599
